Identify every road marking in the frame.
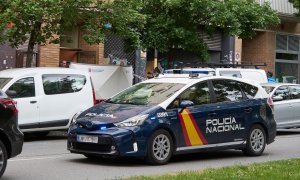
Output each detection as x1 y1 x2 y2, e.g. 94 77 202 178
9 155 65 162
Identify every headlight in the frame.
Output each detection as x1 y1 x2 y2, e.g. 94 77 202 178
115 114 149 127
71 111 82 124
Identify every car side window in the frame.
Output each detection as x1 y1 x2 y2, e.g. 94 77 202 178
289 85 300 100
212 80 244 102
239 82 258 99
168 82 211 109
7 77 35 98
274 86 290 100
42 74 86 95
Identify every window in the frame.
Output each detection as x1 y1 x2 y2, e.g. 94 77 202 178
289 85 300 100
7 77 35 98
176 82 211 106
274 86 290 100
239 82 258 99
42 74 86 95
212 80 243 102
275 34 299 83
0 78 12 89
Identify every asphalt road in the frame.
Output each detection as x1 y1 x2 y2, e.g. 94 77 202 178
2 129 300 180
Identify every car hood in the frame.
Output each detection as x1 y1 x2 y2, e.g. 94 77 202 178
76 103 156 128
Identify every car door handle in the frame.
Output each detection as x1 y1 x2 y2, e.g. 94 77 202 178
30 101 37 104
244 107 253 113
208 112 217 117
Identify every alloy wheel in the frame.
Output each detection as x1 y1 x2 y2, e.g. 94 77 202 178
152 134 171 161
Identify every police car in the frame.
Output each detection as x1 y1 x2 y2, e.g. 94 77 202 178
67 74 276 165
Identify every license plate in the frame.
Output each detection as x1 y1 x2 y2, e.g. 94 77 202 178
77 135 98 143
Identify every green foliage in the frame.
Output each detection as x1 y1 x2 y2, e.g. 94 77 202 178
290 0 300 16
116 0 280 61
0 0 279 63
125 158 300 180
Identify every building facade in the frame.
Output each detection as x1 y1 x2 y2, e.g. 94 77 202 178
242 0 300 83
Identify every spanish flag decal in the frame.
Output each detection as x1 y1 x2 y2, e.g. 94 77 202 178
179 109 207 146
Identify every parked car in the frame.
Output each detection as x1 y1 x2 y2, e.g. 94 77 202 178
0 90 23 177
68 73 276 165
0 68 96 134
262 83 300 129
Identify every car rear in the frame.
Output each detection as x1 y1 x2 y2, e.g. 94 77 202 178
0 90 23 157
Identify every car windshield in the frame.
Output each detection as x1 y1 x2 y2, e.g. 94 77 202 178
262 86 275 94
109 83 185 105
0 78 12 89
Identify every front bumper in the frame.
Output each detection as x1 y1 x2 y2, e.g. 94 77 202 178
68 127 146 157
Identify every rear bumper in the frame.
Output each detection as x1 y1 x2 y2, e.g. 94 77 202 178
267 121 277 144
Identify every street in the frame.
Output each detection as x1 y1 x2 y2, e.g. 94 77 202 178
2 129 300 180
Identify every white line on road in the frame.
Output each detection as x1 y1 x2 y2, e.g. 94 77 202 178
9 155 65 162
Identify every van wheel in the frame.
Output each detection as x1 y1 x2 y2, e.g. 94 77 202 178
0 140 8 178
146 129 173 165
33 131 50 137
243 125 266 156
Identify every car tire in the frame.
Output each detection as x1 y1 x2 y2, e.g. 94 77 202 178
0 140 8 178
146 129 173 165
243 124 266 156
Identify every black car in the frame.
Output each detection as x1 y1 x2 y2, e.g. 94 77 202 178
0 90 23 177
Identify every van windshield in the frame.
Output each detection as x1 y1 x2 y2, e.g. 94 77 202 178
109 83 185 105
0 78 12 89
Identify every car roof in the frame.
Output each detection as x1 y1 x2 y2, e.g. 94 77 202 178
0 67 89 78
142 73 260 86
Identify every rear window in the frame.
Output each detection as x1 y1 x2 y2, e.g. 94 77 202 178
0 78 12 89
42 74 86 95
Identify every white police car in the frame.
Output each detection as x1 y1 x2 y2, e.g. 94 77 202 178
68 74 276 165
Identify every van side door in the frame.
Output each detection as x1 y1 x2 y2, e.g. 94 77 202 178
6 77 39 128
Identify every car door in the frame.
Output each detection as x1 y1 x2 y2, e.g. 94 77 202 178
272 85 292 127
167 81 213 149
287 85 300 126
6 77 39 128
209 79 247 144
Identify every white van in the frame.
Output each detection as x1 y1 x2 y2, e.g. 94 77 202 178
164 68 268 83
0 68 96 134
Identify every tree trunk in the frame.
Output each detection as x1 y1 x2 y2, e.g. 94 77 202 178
26 22 41 67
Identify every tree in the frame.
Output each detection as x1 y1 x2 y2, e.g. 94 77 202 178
117 0 280 61
289 0 300 16
0 0 145 67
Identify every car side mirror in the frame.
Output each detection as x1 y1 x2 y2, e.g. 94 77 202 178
6 90 17 98
180 100 194 109
272 96 283 102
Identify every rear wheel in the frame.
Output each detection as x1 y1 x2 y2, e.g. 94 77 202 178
146 129 173 165
243 124 266 156
0 140 8 178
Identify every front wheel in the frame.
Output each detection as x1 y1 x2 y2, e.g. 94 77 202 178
0 140 8 178
146 129 173 165
243 124 266 156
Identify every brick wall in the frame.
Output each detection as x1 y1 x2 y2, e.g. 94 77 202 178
39 42 60 67
242 31 275 72
78 31 105 64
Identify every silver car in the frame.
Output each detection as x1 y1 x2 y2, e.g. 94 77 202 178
262 83 300 129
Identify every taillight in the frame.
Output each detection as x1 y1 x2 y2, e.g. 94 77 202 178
267 96 274 112
1 99 18 113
